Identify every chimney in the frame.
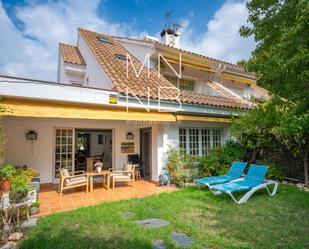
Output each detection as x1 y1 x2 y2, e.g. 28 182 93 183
160 28 180 48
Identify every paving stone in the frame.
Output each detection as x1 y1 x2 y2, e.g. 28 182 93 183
121 211 134 218
172 232 192 248
0 242 17 249
134 218 170 228
21 218 37 228
8 232 23 241
152 240 166 249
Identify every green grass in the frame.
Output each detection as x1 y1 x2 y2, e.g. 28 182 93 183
20 185 309 249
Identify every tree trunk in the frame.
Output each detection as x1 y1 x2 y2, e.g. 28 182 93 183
304 153 308 186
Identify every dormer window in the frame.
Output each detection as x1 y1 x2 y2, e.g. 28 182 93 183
164 75 195 91
115 53 127 61
98 37 113 45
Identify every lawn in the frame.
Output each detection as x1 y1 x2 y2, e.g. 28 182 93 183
20 185 309 249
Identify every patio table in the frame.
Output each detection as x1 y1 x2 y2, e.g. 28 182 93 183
87 171 112 192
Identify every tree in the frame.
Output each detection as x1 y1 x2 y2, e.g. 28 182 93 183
230 98 282 162
240 0 309 110
273 106 309 184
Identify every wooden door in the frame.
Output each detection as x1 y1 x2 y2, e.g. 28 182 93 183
140 128 152 179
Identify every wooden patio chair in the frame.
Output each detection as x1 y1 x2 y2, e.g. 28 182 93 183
59 169 88 196
112 164 135 189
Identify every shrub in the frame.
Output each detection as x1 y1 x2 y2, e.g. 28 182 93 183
31 200 41 208
9 174 29 203
198 141 244 177
165 146 198 185
0 164 17 180
263 162 284 181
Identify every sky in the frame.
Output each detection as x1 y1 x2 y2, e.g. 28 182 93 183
0 0 255 81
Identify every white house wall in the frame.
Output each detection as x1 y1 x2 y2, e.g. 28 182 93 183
3 116 230 184
58 52 85 85
3 117 146 183
77 34 113 89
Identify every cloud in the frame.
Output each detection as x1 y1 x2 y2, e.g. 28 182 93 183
180 1 255 64
0 0 138 81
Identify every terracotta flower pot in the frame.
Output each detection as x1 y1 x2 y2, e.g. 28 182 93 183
0 179 11 192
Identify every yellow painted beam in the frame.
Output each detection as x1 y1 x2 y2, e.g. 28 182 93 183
176 114 231 123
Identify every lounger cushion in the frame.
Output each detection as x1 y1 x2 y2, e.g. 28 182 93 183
61 169 70 177
113 174 130 180
195 161 247 186
195 175 234 186
65 176 87 186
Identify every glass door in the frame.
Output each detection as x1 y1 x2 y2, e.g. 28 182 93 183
55 128 74 179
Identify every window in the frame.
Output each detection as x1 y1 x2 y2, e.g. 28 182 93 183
55 128 74 178
189 129 199 156
201 129 211 155
115 53 127 61
179 79 195 91
164 75 178 87
164 75 195 91
179 128 223 155
98 37 113 44
212 129 222 148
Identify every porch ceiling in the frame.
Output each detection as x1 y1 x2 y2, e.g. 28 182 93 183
0 98 231 123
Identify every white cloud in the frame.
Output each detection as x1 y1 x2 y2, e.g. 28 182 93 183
0 0 255 81
180 1 255 64
0 0 138 81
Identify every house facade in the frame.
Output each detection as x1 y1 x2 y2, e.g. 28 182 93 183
0 28 268 184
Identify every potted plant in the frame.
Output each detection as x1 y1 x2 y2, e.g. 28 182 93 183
94 162 104 173
30 200 40 215
9 174 29 204
0 164 16 192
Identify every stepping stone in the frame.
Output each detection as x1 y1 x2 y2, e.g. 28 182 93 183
172 232 193 248
121 211 134 218
21 218 37 228
134 218 170 228
152 240 166 249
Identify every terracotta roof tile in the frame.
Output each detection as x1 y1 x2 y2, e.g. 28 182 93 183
78 28 251 110
252 85 270 99
59 43 86 66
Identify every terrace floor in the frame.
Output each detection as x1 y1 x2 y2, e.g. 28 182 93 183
36 180 177 217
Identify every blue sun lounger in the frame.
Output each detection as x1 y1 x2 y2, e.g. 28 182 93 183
210 164 278 204
195 161 247 187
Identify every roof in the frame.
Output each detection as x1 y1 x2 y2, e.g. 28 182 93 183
59 43 86 66
78 28 251 110
251 85 270 99
119 35 255 78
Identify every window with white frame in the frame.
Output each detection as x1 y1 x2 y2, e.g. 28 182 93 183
201 129 211 155
164 75 195 91
179 128 187 153
212 129 222 148
179 128 223 156
188 128 199 155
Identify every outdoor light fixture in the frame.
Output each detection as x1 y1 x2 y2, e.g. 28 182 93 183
26 130 38 140
126 132 134 140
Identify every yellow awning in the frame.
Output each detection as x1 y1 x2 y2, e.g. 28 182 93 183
0 98 231 123
0 99 176 121
176 114 231 123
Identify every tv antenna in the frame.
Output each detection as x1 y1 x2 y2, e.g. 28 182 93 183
164 10 175 28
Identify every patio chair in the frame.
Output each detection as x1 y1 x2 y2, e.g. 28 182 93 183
59 169 88 196
195 161 247 187
210 164 278 204
111 164 135 189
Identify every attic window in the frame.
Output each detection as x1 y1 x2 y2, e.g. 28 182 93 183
115 53 127 61
98 37 113 44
